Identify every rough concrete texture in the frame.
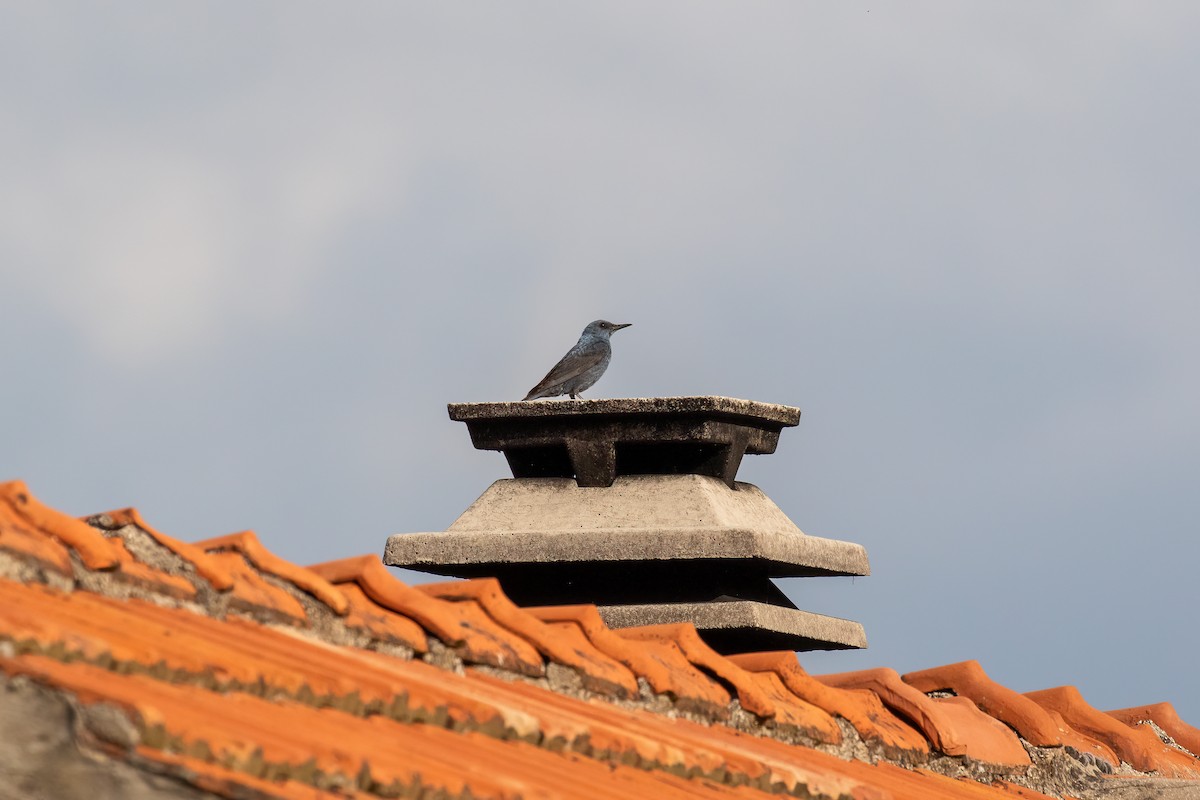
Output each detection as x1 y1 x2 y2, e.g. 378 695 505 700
0 677 219 800
597 600 868 653
449 396 800 487
449 396 801 425
385 474 869 577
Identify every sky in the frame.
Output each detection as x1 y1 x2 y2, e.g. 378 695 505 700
2 4 1198 724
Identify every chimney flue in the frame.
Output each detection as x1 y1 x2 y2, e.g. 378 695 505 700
384 396 869 654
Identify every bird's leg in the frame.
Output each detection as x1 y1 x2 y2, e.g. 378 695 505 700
570 391 578 399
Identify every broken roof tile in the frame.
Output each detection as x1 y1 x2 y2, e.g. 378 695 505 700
419 578 638 697
1026 686 1200 777
817 667 1030 765
903 660 1063 747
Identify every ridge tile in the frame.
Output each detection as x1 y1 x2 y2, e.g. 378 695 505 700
90 507 236 591
817 667 1029 765
1 480 119 570
1025 686 1200 777
1107 702 1200 759
0 496 73 576
903 660 1063 747
418 578 638 697
197 531 348 616
729 652 929 754
526 604 732 715
310 556 544 676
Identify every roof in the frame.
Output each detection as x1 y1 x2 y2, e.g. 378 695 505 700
2 478 1198 800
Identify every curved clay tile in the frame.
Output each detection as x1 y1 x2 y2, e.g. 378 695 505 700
525 604 732 715
1026 686 1200 777
1 480 119 570
903 660 1063 747
1042 707 1120 769
1108 703 1200 760
336 582 429 653
91 507 236 592
105 536 198 600
729 652 929 755
418 578 638 697
204 550 310 624
0 497 73 576
817 667 1029 766
196 531 349 616
615 623 778 718
309 556 545 677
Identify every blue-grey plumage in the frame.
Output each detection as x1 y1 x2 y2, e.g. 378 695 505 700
522 320 632 400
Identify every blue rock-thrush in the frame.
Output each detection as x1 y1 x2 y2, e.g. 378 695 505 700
523 320 632 400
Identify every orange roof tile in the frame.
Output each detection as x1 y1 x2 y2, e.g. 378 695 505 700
903 660 1063 747
729 651 929 755
0 493 73 576
336 580 429 652
616 622 843 743
1108 702 1200 759
1025 686 1200 777
3 478 1200 800
93 507 236 591
817 667 1030 766
527 604 733 714
1 479 120 570
419 577 639 697
310 556 545 676
197 530 349 615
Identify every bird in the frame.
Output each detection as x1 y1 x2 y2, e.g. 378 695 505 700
522 320 632 400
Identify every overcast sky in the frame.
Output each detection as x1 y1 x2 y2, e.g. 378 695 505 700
2 4 1198 724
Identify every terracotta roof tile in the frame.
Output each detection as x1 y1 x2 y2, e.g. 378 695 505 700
104 534 199 599
4 479 1199 800
616 622 842 743
1025 686 1200 776
1107 702 1200 758
418 577 638 697
817 667 1030 766
729 651 929 755
1043 707 1120 769
903 660 1063 747
527 604 733 714
0 494 73 576
335 581 429 652
205 549 310 624
616 623 777 716
309 556 545 675
196 531 348 615
135 750 369 800
1 480 120 570
91 507 236 591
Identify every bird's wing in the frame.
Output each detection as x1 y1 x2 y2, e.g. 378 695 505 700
524 342 606 400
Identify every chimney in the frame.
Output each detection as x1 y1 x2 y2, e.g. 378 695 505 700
384 397 869 654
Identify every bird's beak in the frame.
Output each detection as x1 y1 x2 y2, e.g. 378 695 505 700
613 323 632 331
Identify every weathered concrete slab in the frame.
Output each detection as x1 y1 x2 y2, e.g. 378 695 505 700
597 601 868 654
383 475 869 578
448 396 800 487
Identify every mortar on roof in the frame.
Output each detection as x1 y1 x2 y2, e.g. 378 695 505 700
385 397 869 654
